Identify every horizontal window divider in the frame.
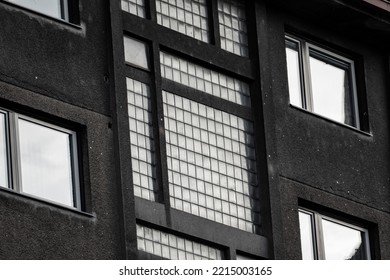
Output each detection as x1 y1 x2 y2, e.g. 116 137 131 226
162 79 253 121
0 186 94 218
135 197 269 259
125 66 151 83
122 12 254 79
289 104 372 137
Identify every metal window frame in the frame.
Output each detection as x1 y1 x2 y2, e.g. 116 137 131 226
0 107 81 210
0 109 12 189
299 208 371 260
3 0 69 21
285 35 361 129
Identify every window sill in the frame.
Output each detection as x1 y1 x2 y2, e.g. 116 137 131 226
0 186 94 218
289 104 372 137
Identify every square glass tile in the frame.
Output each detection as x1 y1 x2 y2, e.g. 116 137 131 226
122 0 146 18
137 224 223 259
160 52 251 106
163 91 260 233
156 0 209 42
127 78 159 201
218 0 248 57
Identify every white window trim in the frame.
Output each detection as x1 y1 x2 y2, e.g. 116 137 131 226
285 35 361 129
0 108 81 210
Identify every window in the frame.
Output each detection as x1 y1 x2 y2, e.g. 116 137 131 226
4 0 69 21
136 224 223 259
124 36 150 70
0 109 81 209
218 0 249 57
155 0 210 42
298 209 371 260
121 0 146 18
285 35 360 129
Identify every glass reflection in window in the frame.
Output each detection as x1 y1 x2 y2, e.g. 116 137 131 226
18 119 76 207
298 211 316 260
309 51 354 126
285 35 359 129
6 0 68 20
322 219 366 260
298 209 370 260
0 112 9 188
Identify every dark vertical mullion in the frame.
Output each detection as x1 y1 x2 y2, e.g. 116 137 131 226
108 0 138 259
151 41 172 226
3 111 13 191
209 0 220 47
148 0 157 22
8 112 21 193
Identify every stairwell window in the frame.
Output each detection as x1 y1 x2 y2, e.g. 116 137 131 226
285 35 360 129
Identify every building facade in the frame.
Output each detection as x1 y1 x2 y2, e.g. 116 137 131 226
0 0 389 259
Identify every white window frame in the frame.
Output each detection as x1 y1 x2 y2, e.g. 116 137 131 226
285 35 360 129
299 208 371 260
0 108 81 210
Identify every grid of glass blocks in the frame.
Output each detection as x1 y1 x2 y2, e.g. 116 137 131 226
127 78 159 201
156 0 210 42
218 0 248 57
160 52 251 106
162 91 260 233
137 224 223 259
121 0 146 18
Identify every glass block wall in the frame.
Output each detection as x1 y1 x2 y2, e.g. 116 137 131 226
162 91 260 233
156 0 209 42
122 0 146 18
160 52 251 106
218 0 248 57
137 224 223 259
127 78 159 201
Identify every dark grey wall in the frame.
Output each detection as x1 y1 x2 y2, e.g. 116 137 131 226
0 0 124 259
260 1 390 259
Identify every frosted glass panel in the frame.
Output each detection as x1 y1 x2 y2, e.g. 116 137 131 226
156 0 209 42
121 0 145 18
18 119 74 206
218 0 248 57
0 113 9 189
160 52 251 106
163 91 260 233
137 224 223 259
6 0 65 19
127 78 159 201
124 36 149 70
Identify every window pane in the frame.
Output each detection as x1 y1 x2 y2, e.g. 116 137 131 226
286 41 303 107
18 119 75 207
0 113 9 189
298 211 316 260
218 0 248 57
127 78 159 201
6 0 64 19
156 0 210 43
322 219 367 260
160 52 251 106
136 224 223 260
309 52 354 126
163 91 260 233
124 36 150 70
121 0 145 18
